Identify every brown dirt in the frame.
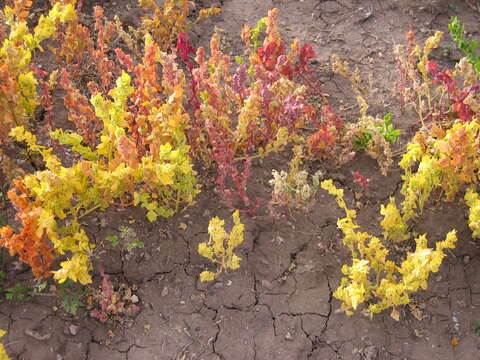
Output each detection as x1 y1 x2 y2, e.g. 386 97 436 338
1 0 480 359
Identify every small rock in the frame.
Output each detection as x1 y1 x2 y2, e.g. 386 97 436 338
25 328 51 341
463 255 470 265
285 331 293 341
161 286 169 297
56 355 63 360
69 324 80 336
261 280 273 290
130 295 139 304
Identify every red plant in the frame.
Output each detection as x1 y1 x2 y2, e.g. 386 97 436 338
89 266 139 323
181 9 319 212
352 171 370 193
427 60 478 122
307 105 344 159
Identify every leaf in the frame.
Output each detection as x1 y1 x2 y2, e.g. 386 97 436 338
390 308 400 321
199 271 216 282
178 222 188 230
146 211 158 222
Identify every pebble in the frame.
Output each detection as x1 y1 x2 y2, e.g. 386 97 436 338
69 324 80 336
285 331 293 341
463 255 470 265
130 295 139 304
161 286 169 297
261 280 273 290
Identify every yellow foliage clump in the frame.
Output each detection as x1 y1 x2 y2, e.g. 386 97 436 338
321 179 457 316
198 210 245 281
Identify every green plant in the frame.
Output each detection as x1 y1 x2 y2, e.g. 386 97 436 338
474 320 480 335
5 283 30 301
449 16 480 74
354 113 400 148
32 279 47 295
58 279 83 315
106 227 144 252
105 235 120 247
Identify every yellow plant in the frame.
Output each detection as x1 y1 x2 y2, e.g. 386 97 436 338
0 0 75 172
0 329 11 360
321 179 457 316
198 210 245 281
0 40 198 284
465 187 480 239
139 0 220 51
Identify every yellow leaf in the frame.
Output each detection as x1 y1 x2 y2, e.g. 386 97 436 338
199 271 216 282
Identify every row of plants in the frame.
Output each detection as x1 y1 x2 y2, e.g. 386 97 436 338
0 1 398 286
0 0 477 325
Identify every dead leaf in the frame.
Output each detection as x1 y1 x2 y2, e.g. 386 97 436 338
178 222 188 230
390 308 400 321
408 304 425 321
451 336 459 346
25 329 51 341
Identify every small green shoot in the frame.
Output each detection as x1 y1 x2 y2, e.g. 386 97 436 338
105 235 120 247
355 113 400 149
449 16 480 73
5 284 30 301
59 280 84 316
124 239 144 251
474 320 480 335
251 17 267 49
33 279 48 295
105 227 144 252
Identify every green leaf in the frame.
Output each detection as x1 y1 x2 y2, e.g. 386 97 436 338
105 235 120 247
